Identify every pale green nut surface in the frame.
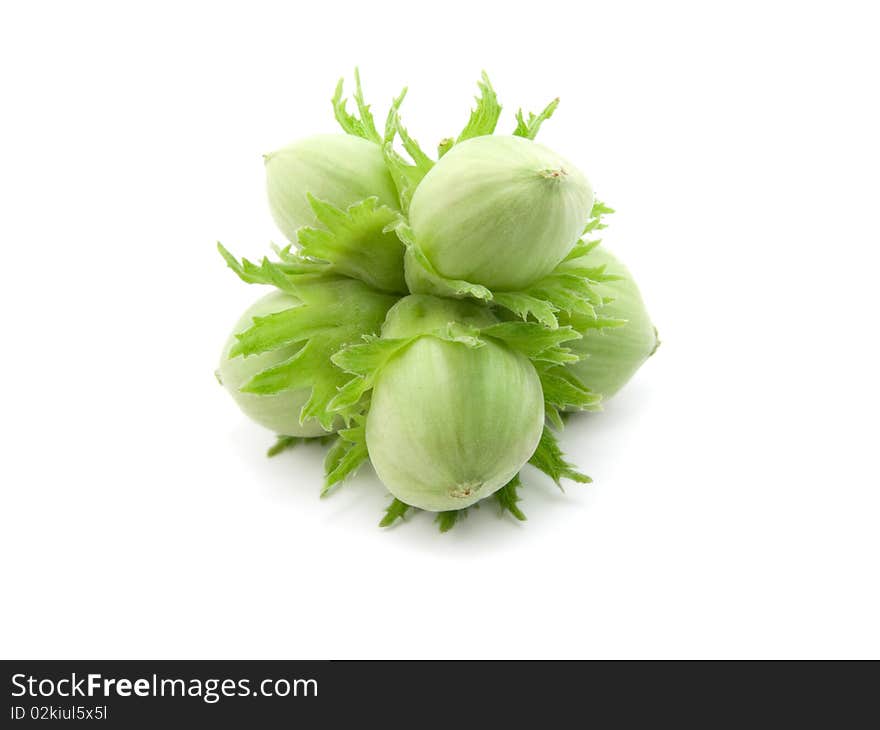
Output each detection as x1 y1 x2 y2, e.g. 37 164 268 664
265 133 399 243
408 135 594 291
566 245 659 401
380 293 498 338
366 319 545 512
217 290 330 438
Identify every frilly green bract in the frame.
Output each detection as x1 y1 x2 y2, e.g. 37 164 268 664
217 290 331 438
291 195 407 294
218 244 398 432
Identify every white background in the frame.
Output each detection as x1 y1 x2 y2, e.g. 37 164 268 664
1 1 878 659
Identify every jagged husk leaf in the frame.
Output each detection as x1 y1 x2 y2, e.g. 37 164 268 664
220 246 397 431
382 89 434 213
513 97 560 140
535 362 602 429
217 289 337 438
332 68 381 143
456 71 502 143
436 508 468 532
495 474 527 521
491 291 560 329
528 427 591 487
402 249 613 330
266 435 304 457
402 240 494 302
379 498 411 528
323 414 369 494
332 71 435 214
329 337 414 413
290 195 406 294
479 322 581 363
218 243 320 289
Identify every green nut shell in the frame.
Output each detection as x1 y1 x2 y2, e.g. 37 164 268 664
380 294 497 339
366 297 545 512
408 135 594 291
265 134 399 242
565 245 659 401
217 290 332 437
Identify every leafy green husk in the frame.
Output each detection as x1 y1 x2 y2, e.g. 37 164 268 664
219 246 397 431
495 475 527 521
535 362 602 429
331 71 435 213
332 68 381 143
528 427 591 487
382 89 434 213
400 227 494 302
292 195 406 294
266 435 304 457
268 434 335 457
218 242 316 288
513 97 560 140
436 509 466 532
323 415 369 494
379 498 411 528
456 71 502 143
